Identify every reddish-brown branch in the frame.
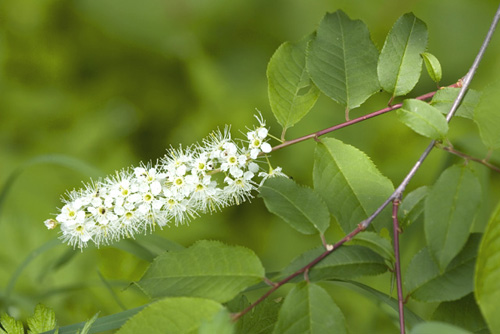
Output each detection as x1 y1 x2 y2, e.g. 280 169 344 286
437 143 500 173
271 83 460 152
232 224 366 321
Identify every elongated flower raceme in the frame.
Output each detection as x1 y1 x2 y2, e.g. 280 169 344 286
44 115 286 249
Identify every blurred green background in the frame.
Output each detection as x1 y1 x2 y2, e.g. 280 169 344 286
1 0 499 332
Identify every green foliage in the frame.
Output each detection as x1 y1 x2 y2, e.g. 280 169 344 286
259 177 330 235
272 282 346 334
313 138 394 232
378 13 428 97
3 3 500 334
267 37 320 135
421 52 442 83
474 80 500 149
475 200 500 333
405 234 480 303
306 11 380 111
116 297 224 334
398 99 449 140
280 245 387 282
431 87 480 119
136 240 264 303
424 165 481 271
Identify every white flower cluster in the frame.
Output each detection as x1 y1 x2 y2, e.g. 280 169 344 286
44 115 285 249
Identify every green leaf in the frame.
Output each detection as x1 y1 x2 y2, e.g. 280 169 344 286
410 322 470 334
421 52 442 83
430 87 480 120
474 80 500 149
399 186 428 228
475 200 500 333
198 309 235 334
272 282 346 334
228 295 281 334
27 304 57 334
405 234 481 302
79 313 99 334
425 165 481 271
313 138 394 232
432 294 487 333
267 37 320 132
398 99 449 140
329 280 424 329
280 245 387 282
349 231 395 263
40 305 147 334
306 10 380 110
0 313 24 334
259 177 330 234
377 13 428 97
136 240 264 303
116 297 222 334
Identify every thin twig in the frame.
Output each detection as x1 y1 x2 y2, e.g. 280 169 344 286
436 143 500 173
391 198 405 334
271 84 459 152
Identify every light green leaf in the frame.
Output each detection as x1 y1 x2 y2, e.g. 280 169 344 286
410 322 470 334
79 313 99 334
27 304 57 334
280 245 387 282
136 240 264 303
421 52 442 83
0 313 24 334
399 186 428 228
267 37 320 133
259 177 330 234
405 234 481 302
425 165 481 271
307 10 380 110
272 282 346 334
228 295 281 334
475 200 500 333
474 80 500 149
431 87 480 120
116 297 222 334
313 138 394 232
377 13 428 97
198 309 234 334
432 294 487 333
349 231 395 263
398 99 449 140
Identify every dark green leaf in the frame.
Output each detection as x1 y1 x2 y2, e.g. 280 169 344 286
474 80 500 149
399 186 428 228
136 240 264 303
377 13 428 96
259 177 330 234
475 200 500 333
432 294 487 333
398 99 449 140
267 37 320 133
425 165 481 271
272 282 346 334
307 10 380 110
313 138 394 232
349 231 395 263
281 245 387 282
116 297 222 334
431 87 480 120
405 234 481 302
228 296 281 334
421 52 442 83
